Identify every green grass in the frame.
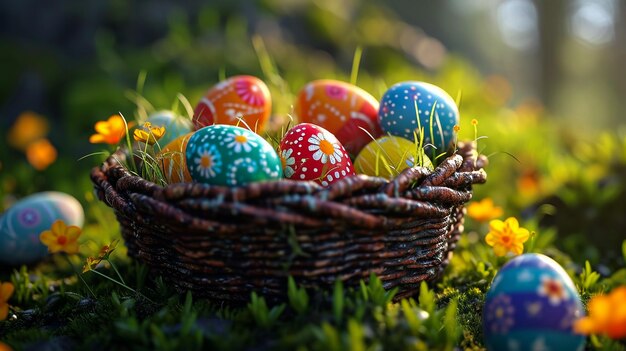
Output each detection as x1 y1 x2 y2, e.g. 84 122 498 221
2 2 626 349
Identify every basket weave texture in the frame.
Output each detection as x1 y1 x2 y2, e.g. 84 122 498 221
90 141 487 303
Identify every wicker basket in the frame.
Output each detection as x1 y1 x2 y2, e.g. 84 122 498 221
90 141 486 303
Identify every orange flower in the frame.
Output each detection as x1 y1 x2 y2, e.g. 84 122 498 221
7 111 49 150
89 115 128 145
467 198 503 222
574 286 626 339
25 138 57 170
517 169 541 197
39 220 82 254
485 217 530 257
0 281 15 321
133 122 166 145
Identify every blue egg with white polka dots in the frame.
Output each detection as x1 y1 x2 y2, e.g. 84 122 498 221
0 192 84 266
483 254 585 351
185 125 283 186
378 82 459 154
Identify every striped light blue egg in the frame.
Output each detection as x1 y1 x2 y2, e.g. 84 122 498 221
0 192 84 266
483 254 585 351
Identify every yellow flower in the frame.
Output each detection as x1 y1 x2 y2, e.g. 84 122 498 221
0 281 15 321
485 217 530 257
25 138 57 171
39 220 82 255
7 111 49 150
467 198 503 222
574 286 626 340
89 115 128 145
133 122 166 145
471 118 478 126
82 240 119 273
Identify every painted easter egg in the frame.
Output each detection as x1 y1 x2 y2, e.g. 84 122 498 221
378 81 459 154
158 132 193 184
185 125 282 186
483 254 585 351
278 123 355 186
147 110 194 147
193 75 271 132
354 136 433 179
295 80 381 156
0 192 84 266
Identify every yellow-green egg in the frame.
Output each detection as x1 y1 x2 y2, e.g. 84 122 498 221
355 136 433 178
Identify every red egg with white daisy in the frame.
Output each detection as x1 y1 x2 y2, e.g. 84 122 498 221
193 75 272 132
278 123 355 186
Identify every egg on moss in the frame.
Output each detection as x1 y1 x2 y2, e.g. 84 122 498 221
193 75 272 132
0 192 84 266
378 81 459 154
483 254 585 351
295 79 381 156
185 125 282 186
354 135 433 178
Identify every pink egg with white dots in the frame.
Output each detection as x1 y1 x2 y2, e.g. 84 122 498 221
278 123 355 186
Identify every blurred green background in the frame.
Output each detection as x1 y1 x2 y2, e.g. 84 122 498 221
1 0 626 263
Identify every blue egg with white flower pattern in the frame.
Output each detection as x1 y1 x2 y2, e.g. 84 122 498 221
185 125 282 186
378 82 459 154
0 192 84 266
483 254 585 351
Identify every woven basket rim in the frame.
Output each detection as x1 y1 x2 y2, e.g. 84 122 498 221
91 140 486 231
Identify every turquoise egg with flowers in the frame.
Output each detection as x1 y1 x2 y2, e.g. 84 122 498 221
0 192 84 266
185 125 282 186
483 253 585 351
378 81 459 155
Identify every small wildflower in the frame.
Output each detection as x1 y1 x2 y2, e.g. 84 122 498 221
467 198 503 222
453 125 461 133
574 286 626 339
83 240 119 273
82 257 99 273
485 217 530 257
25 138 57 170
39 220 81 255
471 119 478 126
133 122 166 145
7 111 49 150
89 115 128 145
0 281 15 321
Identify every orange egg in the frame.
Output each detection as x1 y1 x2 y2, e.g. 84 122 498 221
193 75 271 132
295 79 381 156
158 132 193 183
